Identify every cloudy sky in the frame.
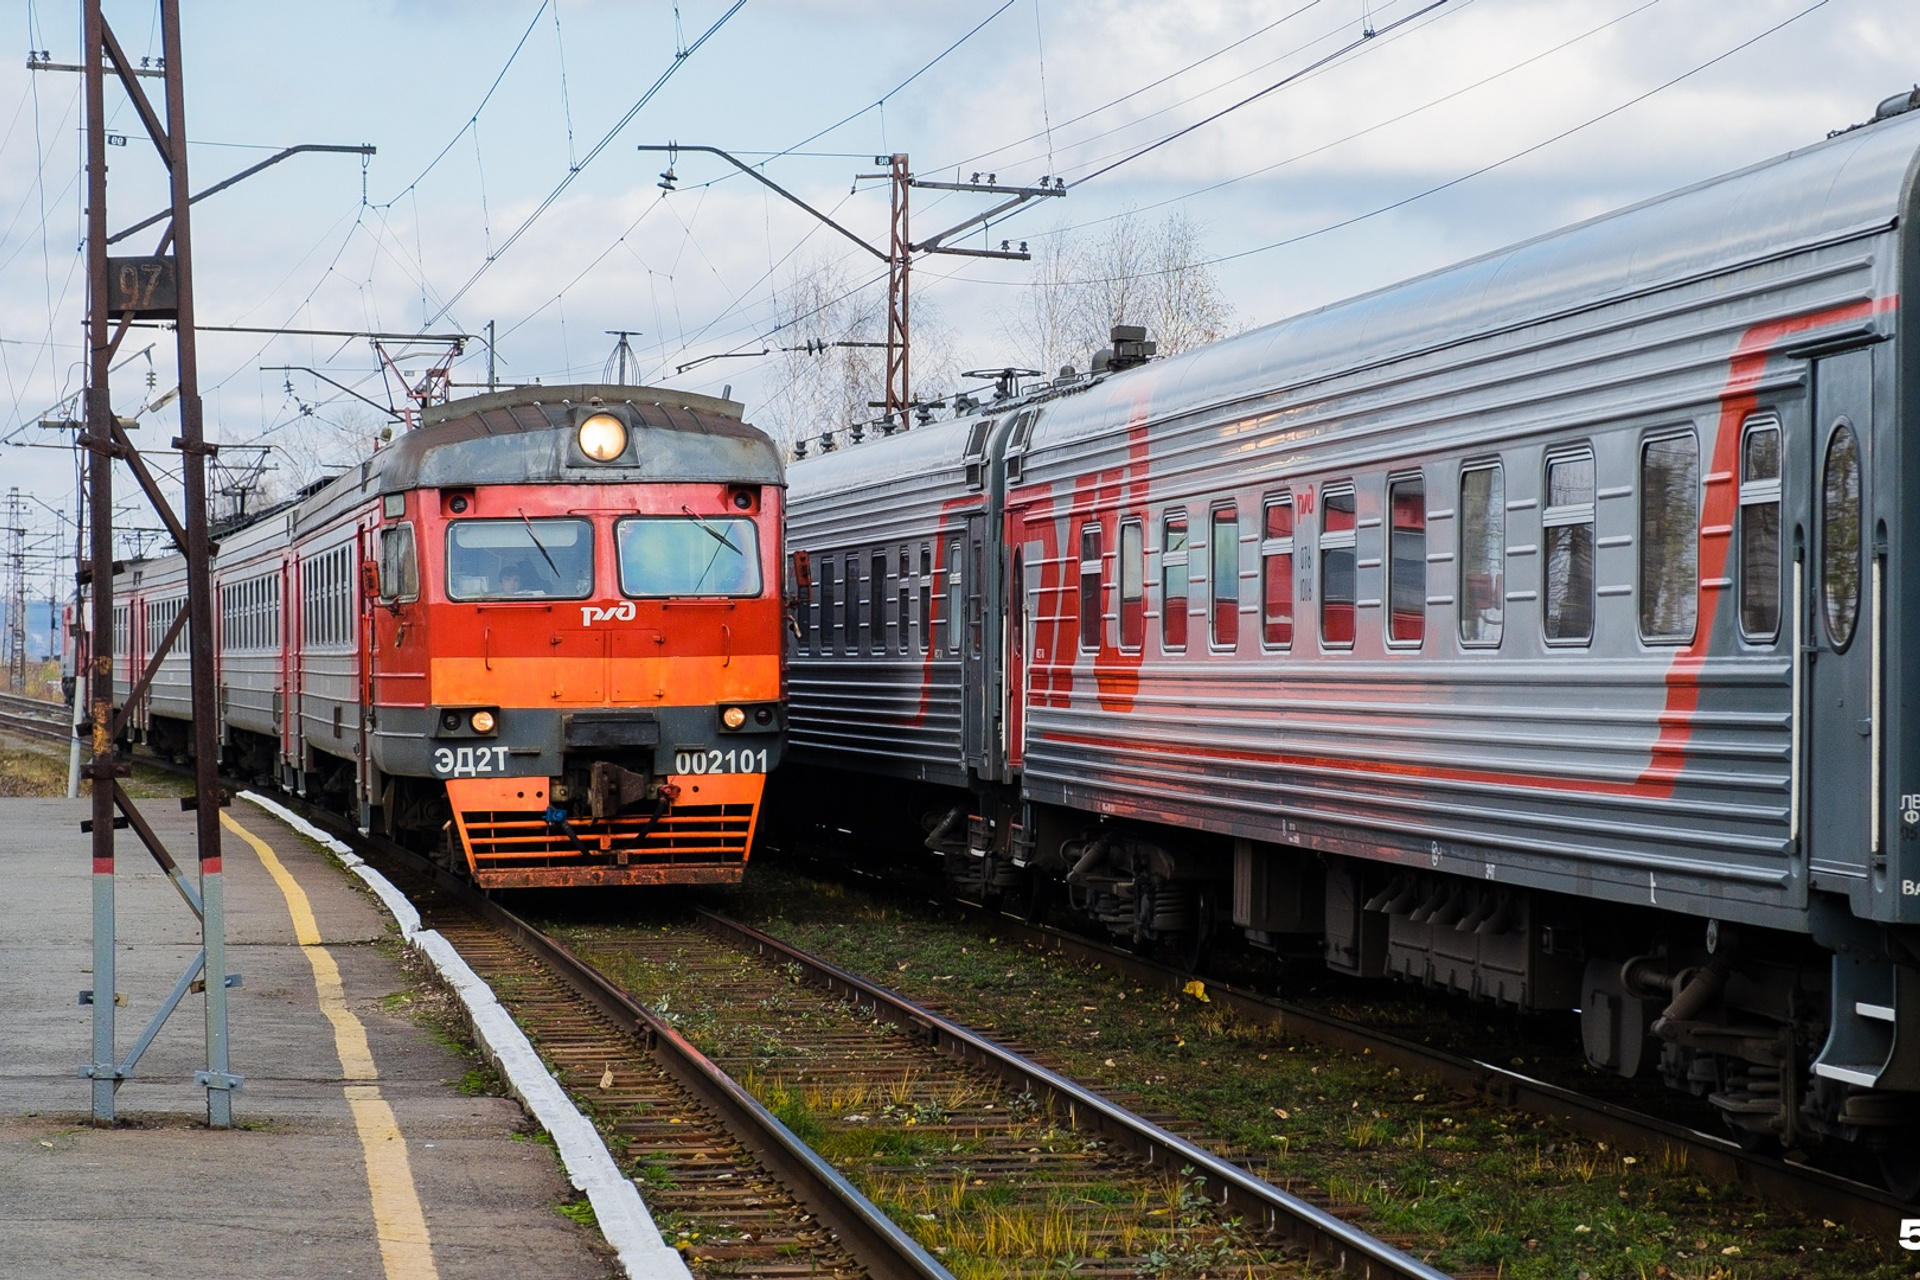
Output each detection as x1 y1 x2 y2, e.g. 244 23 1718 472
0 0 1914 578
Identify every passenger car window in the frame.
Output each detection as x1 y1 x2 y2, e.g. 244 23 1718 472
871 550 889 652
1638 433 1699 643
1320 484 1357 647
446 518 593 600
1161 512 1189 651
918 544 932 653
1261 495 1293 649
843 554 859 649
1458 463 1504 646
1211 507 1239 649
820 559 836 652
1079 523 1103 651
1387 476 1426 645
1739 417 1782 641
1118 519 1145 651
616 516 760 597
1821 423 1862 648
898 548 911 654
946 537 963 656
1542 452 1595 644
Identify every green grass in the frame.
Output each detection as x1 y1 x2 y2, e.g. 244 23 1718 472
707 865 1906 1280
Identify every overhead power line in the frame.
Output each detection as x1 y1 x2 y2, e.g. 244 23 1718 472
935 0 1831 294
1068 0 1450 189
775 0 1020 159
424 0 746 328
380 0 550 206
940 0 1326 174
987 0 1663 247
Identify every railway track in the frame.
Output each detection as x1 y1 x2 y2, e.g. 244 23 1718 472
296 806 1448 1279
0 691 70 746
919 900 1914 1243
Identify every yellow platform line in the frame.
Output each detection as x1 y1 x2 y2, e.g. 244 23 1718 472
223 811 439 1280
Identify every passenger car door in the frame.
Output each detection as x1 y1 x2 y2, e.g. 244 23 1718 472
1805 347 1879 888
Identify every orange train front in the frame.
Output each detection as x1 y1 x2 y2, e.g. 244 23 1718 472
108 383 786 890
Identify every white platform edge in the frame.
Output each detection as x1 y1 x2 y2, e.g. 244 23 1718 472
238 790 692 1280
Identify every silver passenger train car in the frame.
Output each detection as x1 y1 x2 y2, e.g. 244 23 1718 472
780 94 1920 1186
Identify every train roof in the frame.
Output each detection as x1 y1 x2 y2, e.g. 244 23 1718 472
795 104 1920 497
289 383 782 534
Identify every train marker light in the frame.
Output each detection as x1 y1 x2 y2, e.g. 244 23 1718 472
721 706 747 729
470 710 496 734
578 412 628 462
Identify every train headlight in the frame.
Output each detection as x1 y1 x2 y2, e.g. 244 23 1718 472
721 705 747 730
577 412 627 462
470 710 496 734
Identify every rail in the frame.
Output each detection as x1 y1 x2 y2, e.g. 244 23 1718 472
0 691 72 745
947 904 1910 1241
698 907 1454 1280
311 811 953 1280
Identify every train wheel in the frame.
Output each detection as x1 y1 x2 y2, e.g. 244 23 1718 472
1178 885 1216 974
1021 870 1060 925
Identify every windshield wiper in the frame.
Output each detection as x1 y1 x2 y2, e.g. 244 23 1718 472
518 510 563 578
680 505 742 555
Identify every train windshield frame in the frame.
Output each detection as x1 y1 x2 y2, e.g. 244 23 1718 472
616 515 763 598
445 517 595 601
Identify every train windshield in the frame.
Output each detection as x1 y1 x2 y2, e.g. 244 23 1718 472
617 515 761 597
445 518 594 600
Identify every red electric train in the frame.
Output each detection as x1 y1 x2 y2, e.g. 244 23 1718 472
95 384 786 888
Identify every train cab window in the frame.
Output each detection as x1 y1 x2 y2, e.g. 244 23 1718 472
1161 512 1189 652
1638 433 1699 643
945 537 963 656
447 518 593 600
1387 475 1426 645
1458 463 1505 647
1542 450 1595 644
378 524 419 601
1210 507 1239 649
1739 417 1782 641
1119 519 1145 651
1821 422 1863 649
1260 494 1294 649
1079 524 1103 651
617 515 760 597
919 544 932 653
1320 484 1357 647
820 558 837 653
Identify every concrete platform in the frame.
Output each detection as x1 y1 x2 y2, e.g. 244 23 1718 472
0 795 615 1279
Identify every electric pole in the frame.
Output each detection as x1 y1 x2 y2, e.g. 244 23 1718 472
642 144 1062 426
59 0 239 1128
4 489 26 692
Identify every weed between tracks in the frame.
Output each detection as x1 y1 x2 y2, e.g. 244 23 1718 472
553 919 1305 1278
699 867 1910 1280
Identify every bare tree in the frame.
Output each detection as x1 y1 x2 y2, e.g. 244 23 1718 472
1002 208 1234 375
757 252 957 449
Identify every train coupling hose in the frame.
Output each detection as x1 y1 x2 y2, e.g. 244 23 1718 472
543 806 595 857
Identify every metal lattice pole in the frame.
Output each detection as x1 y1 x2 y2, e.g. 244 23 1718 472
78 0 236 1128
3 488 25 692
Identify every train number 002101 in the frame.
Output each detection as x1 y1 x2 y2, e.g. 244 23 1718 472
674 747 769 775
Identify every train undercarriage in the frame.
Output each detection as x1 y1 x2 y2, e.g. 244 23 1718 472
770 763 1920 1197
